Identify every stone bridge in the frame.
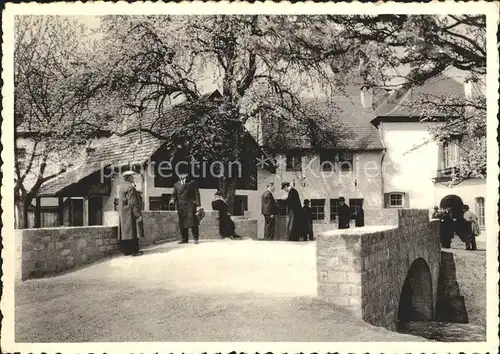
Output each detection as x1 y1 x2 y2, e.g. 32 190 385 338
316 209 441 331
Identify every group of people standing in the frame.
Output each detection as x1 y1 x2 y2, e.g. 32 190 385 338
261 181 365 241
117 169 243 257
432 204 480 251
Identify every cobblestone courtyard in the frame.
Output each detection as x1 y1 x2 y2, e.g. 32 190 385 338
15 238 486 342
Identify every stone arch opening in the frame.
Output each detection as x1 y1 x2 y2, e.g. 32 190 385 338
439 194 467 240
397 258 433 328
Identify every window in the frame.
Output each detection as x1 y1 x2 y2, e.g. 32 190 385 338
388 193 404 208
310 199 325 221
330 198 340 221
443 141 460 169
276 199 289 216
476 197 485 228
286 153 302 171
86 147 95 155
149 194 176 211
337 150 353 172
349 198 364 219
233 195 248 216
320 151 334 171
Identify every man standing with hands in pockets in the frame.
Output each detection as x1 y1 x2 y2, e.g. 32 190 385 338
170 164 202 244
261 182 278 240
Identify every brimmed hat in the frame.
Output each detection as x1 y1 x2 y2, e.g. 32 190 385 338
281 181 290 189
122 171 136 177
339 196 345 202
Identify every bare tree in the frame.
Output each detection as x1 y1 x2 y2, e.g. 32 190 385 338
87 15 354 212
14 16 104 228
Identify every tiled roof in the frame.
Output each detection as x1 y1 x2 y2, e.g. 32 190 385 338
38 131 164 196
37 90 225 196
374 75 466 117
259 93 384 151
121 90 222 136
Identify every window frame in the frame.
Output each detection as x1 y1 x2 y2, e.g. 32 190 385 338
309 199 326 221
475 197 485 228
349 198 364 219
285 153 302 172
389 193 404 208
337 150 354 172
329 198 340 222
443 140 460 169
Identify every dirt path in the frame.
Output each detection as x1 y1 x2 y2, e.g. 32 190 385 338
16 239 426 342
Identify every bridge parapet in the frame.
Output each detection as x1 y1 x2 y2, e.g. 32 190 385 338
316 209 440 330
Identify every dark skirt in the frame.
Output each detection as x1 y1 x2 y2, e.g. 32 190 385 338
121 238 139 255
287 209 306 241
219 211 236 238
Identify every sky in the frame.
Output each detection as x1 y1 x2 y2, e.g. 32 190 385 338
68 14 470 96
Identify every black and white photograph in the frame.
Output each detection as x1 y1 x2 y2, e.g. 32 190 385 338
1 2 498 352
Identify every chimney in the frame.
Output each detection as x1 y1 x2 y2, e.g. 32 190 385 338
361 85 373 108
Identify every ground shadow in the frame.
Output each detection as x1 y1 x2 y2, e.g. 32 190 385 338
435 251 469 323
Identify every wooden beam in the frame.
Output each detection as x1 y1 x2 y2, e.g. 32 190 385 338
58 197 64 226
34 197 41 228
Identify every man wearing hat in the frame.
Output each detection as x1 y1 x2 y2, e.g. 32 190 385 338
117 170 144 256
170 164 201 244
338 197 351 230
282 181 305 241
261 182 278 240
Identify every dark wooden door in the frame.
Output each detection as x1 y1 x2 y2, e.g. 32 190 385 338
70 199 84 226
88 197 103 226
275 215 289 241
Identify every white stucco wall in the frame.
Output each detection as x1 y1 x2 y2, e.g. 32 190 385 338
381 121 486 215
381 122 440 209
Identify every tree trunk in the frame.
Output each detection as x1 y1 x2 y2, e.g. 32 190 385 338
15 199 31 229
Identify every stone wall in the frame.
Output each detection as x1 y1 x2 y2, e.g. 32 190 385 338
16 226 119 281
143 210 258 241
316 208 441 330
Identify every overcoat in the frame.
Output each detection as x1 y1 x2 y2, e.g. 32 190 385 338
171 179 201 229
338 203 351 229
286 187 305 241
261 190 278 215
118 181 143 241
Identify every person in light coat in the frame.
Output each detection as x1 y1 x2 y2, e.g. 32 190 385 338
118 171 143 256
462 204 479 251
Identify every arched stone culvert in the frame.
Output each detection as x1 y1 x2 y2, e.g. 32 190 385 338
397 257 434 328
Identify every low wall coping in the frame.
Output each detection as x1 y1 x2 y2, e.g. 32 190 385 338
319 225 397 237
19 225 117 232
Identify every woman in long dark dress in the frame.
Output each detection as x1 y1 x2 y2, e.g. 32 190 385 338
211 191 241 240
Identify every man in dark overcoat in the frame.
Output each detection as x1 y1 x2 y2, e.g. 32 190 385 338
118 171 143 256
282 181 305 242
261 182 278 240
338 196 351 229
303 199 314 241
170 168 201 244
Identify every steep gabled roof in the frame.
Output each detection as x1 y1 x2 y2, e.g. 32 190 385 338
373 75 466 120
258 92 384 151
38 131 164 196
38 91 223 197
